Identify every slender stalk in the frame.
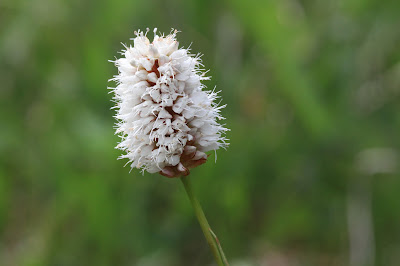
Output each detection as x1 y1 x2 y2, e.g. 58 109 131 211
180 176 228 266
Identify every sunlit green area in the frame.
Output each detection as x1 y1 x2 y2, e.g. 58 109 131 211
1 0 400 265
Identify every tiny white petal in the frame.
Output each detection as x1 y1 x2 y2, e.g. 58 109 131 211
149 44 159 58
136 70 148 80
159 55 169 66
147 72 158 83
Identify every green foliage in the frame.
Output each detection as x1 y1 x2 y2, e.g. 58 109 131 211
1 0 399 265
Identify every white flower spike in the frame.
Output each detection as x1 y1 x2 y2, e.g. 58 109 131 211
110 28 228 177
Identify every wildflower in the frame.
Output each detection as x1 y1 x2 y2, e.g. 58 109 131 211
110 28 228 177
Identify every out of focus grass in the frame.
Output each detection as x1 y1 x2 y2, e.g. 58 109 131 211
1 0 400 265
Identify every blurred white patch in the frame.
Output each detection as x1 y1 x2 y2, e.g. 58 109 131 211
355 148 398 175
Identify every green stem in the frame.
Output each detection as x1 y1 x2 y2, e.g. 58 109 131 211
180 176 228 266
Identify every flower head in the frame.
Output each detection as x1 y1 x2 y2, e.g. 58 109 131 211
110 28 228 177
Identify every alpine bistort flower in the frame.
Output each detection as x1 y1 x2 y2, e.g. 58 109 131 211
110 28 228 177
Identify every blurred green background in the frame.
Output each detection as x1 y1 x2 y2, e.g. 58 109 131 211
1 0 400 265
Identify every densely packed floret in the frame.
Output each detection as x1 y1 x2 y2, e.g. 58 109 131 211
110 28 228 177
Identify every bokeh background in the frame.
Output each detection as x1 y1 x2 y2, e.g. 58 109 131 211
1 0 400 265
